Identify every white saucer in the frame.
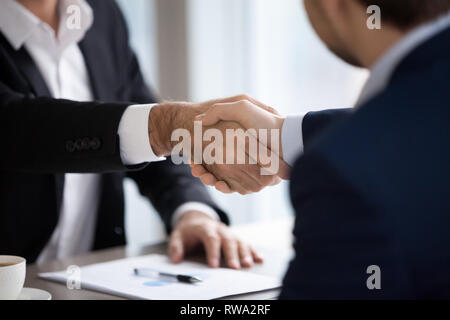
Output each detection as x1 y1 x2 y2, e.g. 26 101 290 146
17 288 52 300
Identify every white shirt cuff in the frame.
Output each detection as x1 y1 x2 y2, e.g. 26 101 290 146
282 114 306 167
171 202 221 228
118 104 166 165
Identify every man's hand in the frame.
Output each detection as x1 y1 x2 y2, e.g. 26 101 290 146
191 100 291 193
169 211 263 269
147 95 286 195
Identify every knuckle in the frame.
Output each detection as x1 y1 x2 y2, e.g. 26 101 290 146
267 106 276 113
223 234 237 244
218 221 228 229
206 233 220 243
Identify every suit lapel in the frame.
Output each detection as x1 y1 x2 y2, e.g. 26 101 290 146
14 48 65 213
0 36 66 213
12 47 52 97
79 30 113 101
0 33 52 97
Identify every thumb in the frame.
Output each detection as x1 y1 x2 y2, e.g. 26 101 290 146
258 105 280 116
168 230 184 264
196 102 241 127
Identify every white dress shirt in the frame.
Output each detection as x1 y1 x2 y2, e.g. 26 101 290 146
281 12 450 167
0 0 218 262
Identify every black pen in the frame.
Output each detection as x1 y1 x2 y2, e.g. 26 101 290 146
134 268 203 284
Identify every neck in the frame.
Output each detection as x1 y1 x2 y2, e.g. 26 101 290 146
356 27 406 68
16 0 60 33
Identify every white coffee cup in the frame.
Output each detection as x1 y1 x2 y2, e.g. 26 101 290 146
0 256 26 300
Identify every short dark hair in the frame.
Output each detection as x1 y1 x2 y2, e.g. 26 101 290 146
359 0 450 29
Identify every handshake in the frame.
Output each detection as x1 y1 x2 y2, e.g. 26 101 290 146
148 95 291 195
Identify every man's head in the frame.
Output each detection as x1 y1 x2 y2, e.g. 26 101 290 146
303 0 450 67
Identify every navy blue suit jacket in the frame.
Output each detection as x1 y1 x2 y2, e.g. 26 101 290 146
281 26 450 299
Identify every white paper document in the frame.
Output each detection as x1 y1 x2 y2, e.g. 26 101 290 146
39 254 281 300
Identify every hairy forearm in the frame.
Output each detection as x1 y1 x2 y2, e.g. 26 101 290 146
148 102 208 157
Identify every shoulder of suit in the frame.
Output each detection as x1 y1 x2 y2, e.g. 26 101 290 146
298 61 450 201
85 0 128 34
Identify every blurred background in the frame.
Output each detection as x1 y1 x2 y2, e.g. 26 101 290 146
116 0 369 247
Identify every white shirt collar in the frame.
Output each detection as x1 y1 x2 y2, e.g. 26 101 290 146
0 0 93 51
356 11 450 107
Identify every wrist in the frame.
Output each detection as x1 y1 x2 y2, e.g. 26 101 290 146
177 210 216 226
275 116 286 157
149 103 205 157
148 104 172 157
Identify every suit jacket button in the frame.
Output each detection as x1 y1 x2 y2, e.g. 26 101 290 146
82 138 90 150
90 138 101 150
74 139 83 151
66 141 76 153
114 227 123 235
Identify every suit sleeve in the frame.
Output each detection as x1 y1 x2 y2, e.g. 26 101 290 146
280 153 412 299
108 2 228 231
0 81 131 173
302 109 352 150
128 159 228 233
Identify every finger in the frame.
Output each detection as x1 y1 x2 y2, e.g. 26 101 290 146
206 94 253 106
200 231 221 268
258 105 280 116
227 176 251 195
241 96 281 116
217 94 279 116
196 102 241 127
246 134 281 177
240 156 281 192
238 167 264 193
168 231 184 264
200 173 218 186
243 133 285 178
219 228 241 269
238 242 254 268
191 164 209 177
251 248 264 264
270 176 282 186
215 181 233 194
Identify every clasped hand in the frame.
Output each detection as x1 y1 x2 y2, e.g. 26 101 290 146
149 94 290 195
191 97 290 194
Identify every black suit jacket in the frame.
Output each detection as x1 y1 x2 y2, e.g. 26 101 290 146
281 26 450 299
0 0 226 263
